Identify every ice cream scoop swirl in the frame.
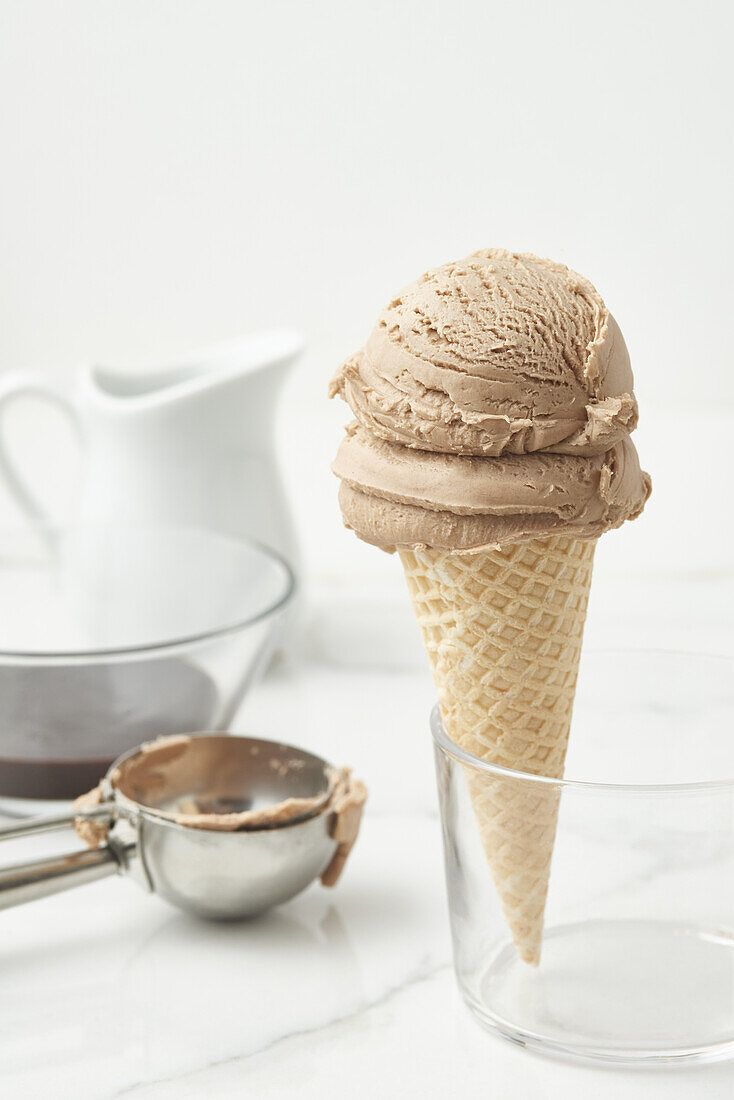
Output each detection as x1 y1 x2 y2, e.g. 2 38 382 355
330 248 651 552
330 248 639 458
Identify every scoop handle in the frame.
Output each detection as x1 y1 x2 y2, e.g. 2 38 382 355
0 803 114 841
0 801 121 910
0 845 120 910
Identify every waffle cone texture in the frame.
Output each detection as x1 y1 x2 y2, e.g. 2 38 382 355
400 534 596 965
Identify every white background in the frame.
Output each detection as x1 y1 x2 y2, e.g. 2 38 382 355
0 0 732 591
1 3 734 1098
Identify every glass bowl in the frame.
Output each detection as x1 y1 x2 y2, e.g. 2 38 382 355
0 525 295 813
432 650 734 1066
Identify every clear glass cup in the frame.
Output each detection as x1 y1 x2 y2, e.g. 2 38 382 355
432 650 734 1066
0 525 295 813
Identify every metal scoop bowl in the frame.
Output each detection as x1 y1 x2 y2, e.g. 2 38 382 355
0 734 365 919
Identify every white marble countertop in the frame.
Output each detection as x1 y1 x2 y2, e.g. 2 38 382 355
2 576 734 1100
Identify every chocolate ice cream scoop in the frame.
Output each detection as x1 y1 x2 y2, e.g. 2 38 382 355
330 248 650 553
330 248 637 459
334 423 649 554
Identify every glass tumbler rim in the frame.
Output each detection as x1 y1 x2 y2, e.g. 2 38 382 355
0 523 297 663
430 648 734 796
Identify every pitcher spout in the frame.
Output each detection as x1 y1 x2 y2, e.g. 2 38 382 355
83 330 305 407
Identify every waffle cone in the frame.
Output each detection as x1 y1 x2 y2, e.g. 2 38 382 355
400 535 595 965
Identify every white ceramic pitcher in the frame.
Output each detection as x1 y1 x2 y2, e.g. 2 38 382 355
0 331 303 570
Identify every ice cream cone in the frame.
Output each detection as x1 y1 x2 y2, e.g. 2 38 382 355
329 248 650 967
400 534 595 965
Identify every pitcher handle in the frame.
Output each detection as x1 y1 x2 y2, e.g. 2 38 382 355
0 372 83 526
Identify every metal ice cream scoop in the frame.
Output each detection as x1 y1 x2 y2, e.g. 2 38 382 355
0 734 366 918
